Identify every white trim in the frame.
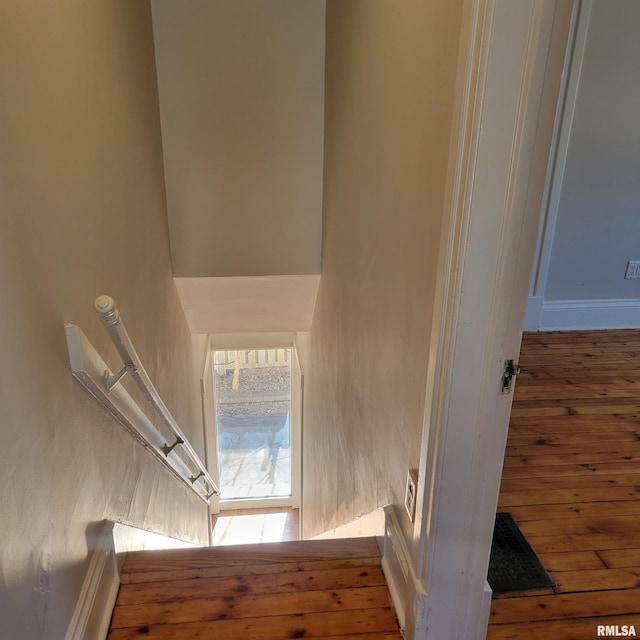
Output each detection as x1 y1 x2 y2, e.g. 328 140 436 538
412 0 490 595
201 345 221 515
411 0 496 635
64 521 119 640
291 348 302 509
293 331 310 377
381 506 416 633
539 298 640 331
200 334 213 382
199 339 219 534
528 0 592 303
412 1 573 638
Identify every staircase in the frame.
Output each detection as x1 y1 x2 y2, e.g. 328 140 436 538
107 537 403 639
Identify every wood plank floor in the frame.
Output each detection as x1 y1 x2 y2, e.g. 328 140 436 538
487 329 640 639
108 537 402 639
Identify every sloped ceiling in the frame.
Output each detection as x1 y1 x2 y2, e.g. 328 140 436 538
151 0 326 332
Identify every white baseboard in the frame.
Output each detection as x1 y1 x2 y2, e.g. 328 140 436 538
65 521 119 640
538 298 640 331
65 521 201 640
381 505 427 638
381 507 409 633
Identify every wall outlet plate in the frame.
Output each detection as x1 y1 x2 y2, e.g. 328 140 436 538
404 469 418 522
625 261 640 279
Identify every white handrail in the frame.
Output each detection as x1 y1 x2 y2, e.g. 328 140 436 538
93 295 219 499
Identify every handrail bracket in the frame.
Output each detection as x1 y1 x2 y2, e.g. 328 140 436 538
190 471 205 484
105 363 137 392
161 436 184 457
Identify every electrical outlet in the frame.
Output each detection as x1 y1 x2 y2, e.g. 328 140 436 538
625 261 640 279
404 469 418 522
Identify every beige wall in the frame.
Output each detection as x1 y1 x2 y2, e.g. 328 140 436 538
0 2 208 637
151 0 325 278
303 0 463 538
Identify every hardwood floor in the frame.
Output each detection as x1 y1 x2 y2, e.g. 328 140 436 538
487 329 640 639
108 537 402 639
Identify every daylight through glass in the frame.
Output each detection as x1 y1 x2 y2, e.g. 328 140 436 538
213 349 292 501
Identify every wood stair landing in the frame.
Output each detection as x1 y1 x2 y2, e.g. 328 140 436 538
108 536 403 639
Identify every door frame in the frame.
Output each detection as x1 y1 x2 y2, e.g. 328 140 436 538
526 0 593 330
407 1 576 638
201 337 220 516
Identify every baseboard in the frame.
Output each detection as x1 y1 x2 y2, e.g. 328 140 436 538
539 298 640 331
65 520 201 640
65 521 119 640
381 505 426 637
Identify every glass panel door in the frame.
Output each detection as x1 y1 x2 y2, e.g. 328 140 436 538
213 349 292 502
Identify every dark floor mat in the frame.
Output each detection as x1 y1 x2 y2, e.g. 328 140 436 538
488 512 555 594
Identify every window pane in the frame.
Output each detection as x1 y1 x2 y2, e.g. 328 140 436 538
213 349 292 501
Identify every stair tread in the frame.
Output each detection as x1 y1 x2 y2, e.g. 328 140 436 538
109 536 401 639
115 567 388 607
